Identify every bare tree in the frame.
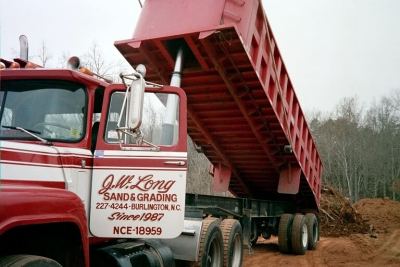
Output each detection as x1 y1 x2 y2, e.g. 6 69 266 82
36 41 52 67
82 43 113 78
310 92 400 202
391 89 400 113
56 51 71 69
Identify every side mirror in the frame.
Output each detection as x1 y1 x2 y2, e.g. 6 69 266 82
117 65 160 150
126 75 145 130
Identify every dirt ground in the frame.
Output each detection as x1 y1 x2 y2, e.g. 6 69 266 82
243 197 400 267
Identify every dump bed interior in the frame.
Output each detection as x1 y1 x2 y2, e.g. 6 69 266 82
115 0 322 209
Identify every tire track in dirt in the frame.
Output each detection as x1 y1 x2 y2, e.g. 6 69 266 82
244 237 325 267
372 230 400 266
243 231 400 267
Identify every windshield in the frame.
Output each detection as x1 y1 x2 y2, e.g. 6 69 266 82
0 80 87 142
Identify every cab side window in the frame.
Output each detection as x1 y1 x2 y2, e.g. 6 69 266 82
105 91 179 146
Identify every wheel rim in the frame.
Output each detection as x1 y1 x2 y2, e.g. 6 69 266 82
231 233 242 267
301 224 308 248
206 234 222 267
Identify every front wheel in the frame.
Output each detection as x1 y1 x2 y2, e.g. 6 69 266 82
0 255 62 267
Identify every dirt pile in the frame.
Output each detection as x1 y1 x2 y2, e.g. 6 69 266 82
320 186 369 237
354 198 400 234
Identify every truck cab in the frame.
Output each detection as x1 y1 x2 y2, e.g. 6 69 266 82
0 66 188 266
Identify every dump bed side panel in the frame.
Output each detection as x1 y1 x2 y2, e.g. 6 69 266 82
115 0 322 209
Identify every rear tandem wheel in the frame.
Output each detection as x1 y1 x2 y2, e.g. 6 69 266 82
305 213 319 250
291 214 308 255
196 218 224 267
220 219 243 267
278 213 294 254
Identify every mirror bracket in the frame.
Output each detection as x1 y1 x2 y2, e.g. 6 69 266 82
116 127 160 151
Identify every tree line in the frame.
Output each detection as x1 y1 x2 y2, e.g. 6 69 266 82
309 91 400 202
13 41 129 83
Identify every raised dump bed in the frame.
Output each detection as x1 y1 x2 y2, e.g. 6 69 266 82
115 0 322 209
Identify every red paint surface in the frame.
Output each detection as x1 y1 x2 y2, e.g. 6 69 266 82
0 184 89 266
116 0 322 208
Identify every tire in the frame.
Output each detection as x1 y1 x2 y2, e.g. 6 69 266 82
0 255 62 267
278 213 294 254
220 219 243 267
145 239 175 267
261 230 271 240
305 213 319 250
249 220 258 247
291 214 308 255
196 218 224 267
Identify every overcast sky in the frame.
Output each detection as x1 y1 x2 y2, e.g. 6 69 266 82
1 0 400 112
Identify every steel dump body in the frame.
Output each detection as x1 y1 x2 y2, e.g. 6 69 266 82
116 0 322 208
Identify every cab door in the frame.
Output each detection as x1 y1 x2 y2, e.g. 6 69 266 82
90 85 187 239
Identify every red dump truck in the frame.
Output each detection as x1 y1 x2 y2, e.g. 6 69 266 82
0 0 322 266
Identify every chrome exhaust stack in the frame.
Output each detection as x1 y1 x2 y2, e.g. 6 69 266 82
161 47 184 145
19 35 29 61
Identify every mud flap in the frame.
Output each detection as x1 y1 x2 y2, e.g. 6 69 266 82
211 163 232 192
278 166 301 194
